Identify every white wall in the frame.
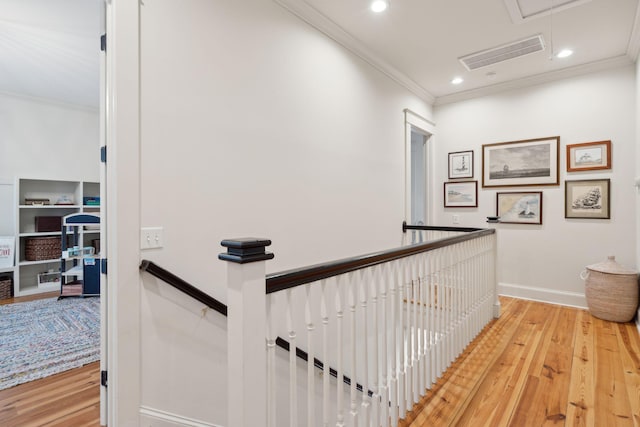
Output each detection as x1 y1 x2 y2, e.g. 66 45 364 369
0 93 99 235
136 0 432 424
434 65 637 308
0 92 99 181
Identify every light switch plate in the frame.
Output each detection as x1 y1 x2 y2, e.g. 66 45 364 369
141 227 163 249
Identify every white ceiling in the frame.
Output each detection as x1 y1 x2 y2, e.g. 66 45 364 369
279 0 640 104
0 0 637 108
0 0 102 109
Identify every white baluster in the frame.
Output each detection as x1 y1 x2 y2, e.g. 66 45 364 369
286 289 298 427
418 252 426 396
336 276 345 427
389 261 399 427
411 256 418 405
305 284 316 427
370 266 380 427
267 294 277 427
359 269 370 427
397 259 406 416
348 273 358 426
321 280 330 427
379 263 390 427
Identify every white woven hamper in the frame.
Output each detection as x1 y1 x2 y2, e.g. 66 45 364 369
582 256 639 323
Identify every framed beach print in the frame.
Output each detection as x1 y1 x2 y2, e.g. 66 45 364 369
448 150 474 179
496 192 543 224
565 179 610 219
482 136 560 188
444 181 477 208
566 140 611 172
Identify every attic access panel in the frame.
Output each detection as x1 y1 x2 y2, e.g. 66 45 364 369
504 0 593 23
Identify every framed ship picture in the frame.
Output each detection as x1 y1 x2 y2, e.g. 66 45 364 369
565 179 610 219
482 136 560 188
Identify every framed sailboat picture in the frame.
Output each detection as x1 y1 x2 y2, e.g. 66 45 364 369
496 192 543 224
448 150 474 179
565 179 610 219
482 137 559 187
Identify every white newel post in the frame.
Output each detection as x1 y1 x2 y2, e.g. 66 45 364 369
219 238 274 427
485 220 501 318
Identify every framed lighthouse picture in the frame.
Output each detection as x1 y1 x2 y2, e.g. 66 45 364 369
448 150 474 179
496 192 543 224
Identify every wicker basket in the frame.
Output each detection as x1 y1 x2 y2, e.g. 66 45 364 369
582 256 639 323
0 276 12 300
25 236 61 261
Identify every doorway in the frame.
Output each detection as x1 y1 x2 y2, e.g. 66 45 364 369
404 109 435 231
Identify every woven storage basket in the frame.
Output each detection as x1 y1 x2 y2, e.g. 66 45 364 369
0 276 12 300
25 236 61 261
582 256 639 323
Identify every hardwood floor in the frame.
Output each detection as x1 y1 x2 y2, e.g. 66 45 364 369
0 295 638 426
401 297 640 426
0 291 100 427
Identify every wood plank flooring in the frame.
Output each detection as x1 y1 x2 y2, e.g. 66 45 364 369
0 295 638 426
401 297 640 426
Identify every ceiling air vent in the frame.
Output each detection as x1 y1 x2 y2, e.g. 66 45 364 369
459 35 545 71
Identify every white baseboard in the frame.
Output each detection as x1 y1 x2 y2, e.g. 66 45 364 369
498 282 587 309
139 406 221 427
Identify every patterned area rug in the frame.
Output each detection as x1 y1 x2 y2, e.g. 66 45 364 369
0 297 100 390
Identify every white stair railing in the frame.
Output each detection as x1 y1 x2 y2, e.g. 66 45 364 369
220 226 498 427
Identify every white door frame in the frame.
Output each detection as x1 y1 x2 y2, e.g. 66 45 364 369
104 0 142 424
404 109 436 226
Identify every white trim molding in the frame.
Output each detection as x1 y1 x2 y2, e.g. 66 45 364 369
140 406 221 427
272 0 435 104
498 282 587 309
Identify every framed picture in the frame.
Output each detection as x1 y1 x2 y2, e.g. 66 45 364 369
448 150 474 179
566 140 611 172
444 181 477 208
482 136 560 187
565 179 610 219
496 192 543 224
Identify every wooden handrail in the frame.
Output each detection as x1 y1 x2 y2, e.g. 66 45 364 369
266 227 494 294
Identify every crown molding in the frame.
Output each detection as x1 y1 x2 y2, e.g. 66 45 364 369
434 55 634 106
626 1 640 61
272 0 435 105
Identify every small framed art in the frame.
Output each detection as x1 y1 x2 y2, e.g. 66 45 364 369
496 192 543 224
448 150 473 179
565 179 610 219
444 181 477 208
566 140 611 172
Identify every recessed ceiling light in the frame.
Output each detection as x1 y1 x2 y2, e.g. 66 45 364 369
370 0 389 13
556 49 573 58
451 77 464 85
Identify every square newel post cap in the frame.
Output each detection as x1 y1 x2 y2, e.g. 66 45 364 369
218 238 275 264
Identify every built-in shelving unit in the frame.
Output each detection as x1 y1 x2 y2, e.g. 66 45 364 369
14 178 100 297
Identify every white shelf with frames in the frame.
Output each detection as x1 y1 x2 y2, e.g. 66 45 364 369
14 178 100 297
